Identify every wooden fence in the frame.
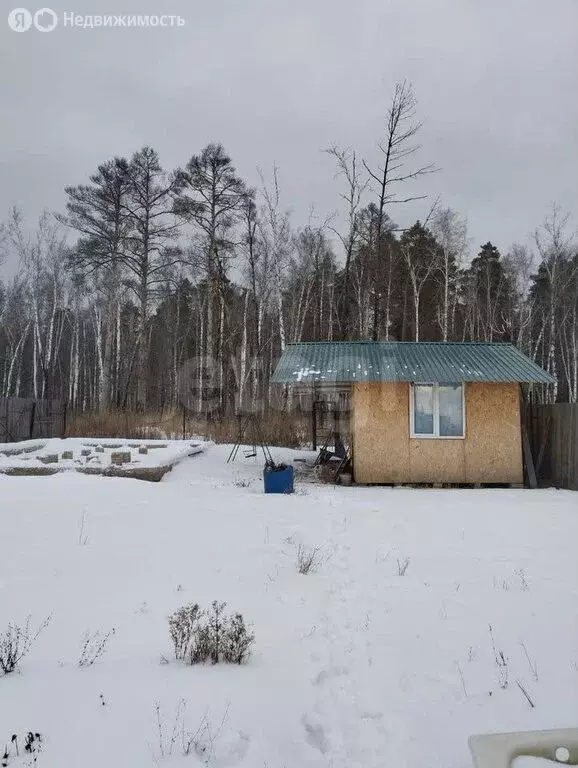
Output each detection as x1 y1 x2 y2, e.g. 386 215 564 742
526 403 578 490
0 397 66 443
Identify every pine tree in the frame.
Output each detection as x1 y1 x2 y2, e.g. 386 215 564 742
463 242 515 341
59 160 131 407
174 144 247 413
398 222 442 341
119 147 183 407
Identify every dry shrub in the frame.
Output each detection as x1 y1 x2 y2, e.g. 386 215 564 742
296 544 323 574
78 628 115 668
169 603 202 662
66 409 308 448
66 410 179 439
0 616 51 675
168 601 254 666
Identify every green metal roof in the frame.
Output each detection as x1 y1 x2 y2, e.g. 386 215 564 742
271 342 555 385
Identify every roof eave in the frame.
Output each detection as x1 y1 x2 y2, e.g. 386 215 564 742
271 376 556 385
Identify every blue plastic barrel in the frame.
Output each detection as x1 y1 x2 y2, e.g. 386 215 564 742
263 464 294 494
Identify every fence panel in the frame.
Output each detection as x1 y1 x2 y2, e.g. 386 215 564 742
527 403 578 490
0 397 65 443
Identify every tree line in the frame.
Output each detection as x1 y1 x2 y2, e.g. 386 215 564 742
0 82 576 413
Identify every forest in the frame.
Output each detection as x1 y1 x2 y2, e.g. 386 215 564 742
0 83 576 415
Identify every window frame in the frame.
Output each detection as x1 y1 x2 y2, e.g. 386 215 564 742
409 382 466 440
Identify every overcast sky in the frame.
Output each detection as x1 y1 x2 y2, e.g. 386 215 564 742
1 0 577 273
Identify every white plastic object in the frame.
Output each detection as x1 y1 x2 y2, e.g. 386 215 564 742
469 729 578 767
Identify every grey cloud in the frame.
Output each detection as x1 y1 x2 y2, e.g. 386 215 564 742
1 0 577 273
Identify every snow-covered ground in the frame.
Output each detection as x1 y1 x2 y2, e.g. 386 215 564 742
0 443 577 768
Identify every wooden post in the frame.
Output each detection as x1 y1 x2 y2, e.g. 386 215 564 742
520 386 537 489
182 404 186 440
534 414 551 477
522 426 537 489
312 399 317 451
29 400 36 440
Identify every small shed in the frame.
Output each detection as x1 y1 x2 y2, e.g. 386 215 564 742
271 342 555 485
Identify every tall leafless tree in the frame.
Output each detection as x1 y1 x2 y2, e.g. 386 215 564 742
364 81 437 340
431 207 467 341
325 146 368 339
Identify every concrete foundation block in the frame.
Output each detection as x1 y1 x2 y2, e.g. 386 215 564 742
111 451 131 465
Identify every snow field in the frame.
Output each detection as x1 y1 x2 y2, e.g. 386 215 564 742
0 443 577 767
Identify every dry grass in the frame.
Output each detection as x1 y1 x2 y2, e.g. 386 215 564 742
66 409 308 448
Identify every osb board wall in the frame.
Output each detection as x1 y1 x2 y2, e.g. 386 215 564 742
352 382 523 484
465 382 523 483
352 382 409 484
409 439 465 484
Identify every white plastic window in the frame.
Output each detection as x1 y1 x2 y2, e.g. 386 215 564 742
410 383 465 438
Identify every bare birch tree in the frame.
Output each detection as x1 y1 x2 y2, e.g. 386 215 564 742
7 209 69 399
533 205 577 402
400 222 440 341
431 207 467 341
258 166 293 353
325 146 367 338
364 81 437 340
